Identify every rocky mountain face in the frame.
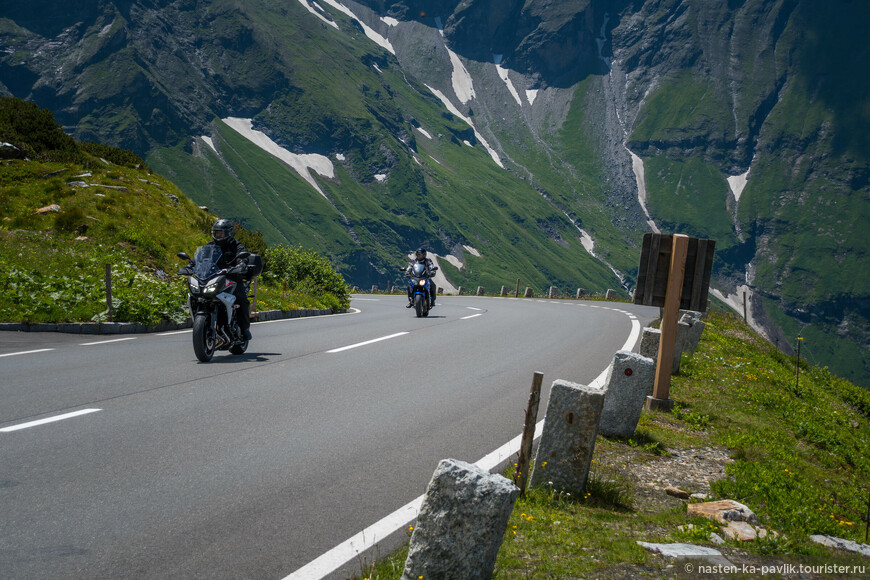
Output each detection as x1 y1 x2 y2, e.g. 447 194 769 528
1 0 867 387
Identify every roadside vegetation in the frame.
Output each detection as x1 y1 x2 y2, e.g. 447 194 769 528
0 97 350 325
365 310 870 578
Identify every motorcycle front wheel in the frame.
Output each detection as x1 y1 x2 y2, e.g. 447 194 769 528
192 314 216 362
414 293 424 318
229 337 248 355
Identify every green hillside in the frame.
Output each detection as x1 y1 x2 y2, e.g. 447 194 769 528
0 98 349 324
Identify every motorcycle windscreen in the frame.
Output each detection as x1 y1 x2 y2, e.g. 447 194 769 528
192 245 223 279
411 263 426 277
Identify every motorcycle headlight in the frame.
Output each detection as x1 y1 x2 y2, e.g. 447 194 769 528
418 279 426 286
188 276 199 294
203 279 221 296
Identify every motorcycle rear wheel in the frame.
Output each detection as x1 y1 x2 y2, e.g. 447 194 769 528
192 314 216 362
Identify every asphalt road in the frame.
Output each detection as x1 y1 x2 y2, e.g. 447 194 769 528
0 295 659 579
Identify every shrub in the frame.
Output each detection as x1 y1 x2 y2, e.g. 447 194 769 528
263 245 350 311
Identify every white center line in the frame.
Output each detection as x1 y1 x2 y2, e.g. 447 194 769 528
1 409 102 433
0 348 54 358
80 337 137 346
326 332 408 353
461 313 483 320
466 307 483 311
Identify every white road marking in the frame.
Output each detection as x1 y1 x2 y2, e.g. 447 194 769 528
326 332 408 353
1 409 102 433
461 313 483 320
80 337 137 346
466 307 483 311
0 348 54 358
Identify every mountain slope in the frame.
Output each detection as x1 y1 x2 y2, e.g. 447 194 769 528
1 0 867 387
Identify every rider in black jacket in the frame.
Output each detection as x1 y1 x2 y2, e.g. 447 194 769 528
405 247 437 308
206 219 252 340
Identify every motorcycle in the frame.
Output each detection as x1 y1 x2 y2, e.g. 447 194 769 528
405 262 437 318
177 246 262 362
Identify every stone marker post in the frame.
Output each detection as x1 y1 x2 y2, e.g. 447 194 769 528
529 380 605 495
576 288 585 299
524 287 533 297
598 351 656 437
500 285 508 296
402 459 518 580
477 286 485 296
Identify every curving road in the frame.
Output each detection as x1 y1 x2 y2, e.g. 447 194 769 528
0 295 659 579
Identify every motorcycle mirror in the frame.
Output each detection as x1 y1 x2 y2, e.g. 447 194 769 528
237 251 251 261
177 252 190 261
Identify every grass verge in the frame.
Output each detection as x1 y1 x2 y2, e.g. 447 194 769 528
362 311 870 578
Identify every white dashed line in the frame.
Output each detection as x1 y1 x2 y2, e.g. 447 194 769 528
80 337 137 346
0 348 54 358
326 332 408 353
1 409 102 433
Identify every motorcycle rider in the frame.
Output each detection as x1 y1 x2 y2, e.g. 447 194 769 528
201 219 252 340
405 247 437 308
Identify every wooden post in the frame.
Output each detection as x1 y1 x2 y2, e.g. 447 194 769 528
514 372 543 496
743 291 748 321
105 263 113 322
646 234 688 412
514 278 520 298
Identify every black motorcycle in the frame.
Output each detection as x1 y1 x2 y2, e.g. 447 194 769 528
177 246 262 362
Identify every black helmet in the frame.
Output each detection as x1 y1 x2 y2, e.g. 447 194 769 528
212 219 234 246
415 247 427 261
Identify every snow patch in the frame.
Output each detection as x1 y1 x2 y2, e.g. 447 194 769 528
627 147 660 233
318 0 395 54
382 16 399 27
440 254 463 270
296 0 339 29
526 89 539 105
335 153 345 161
200 136 217 153
727 169 750 203
415 127 433 140
463 245 481 257
578 229 595 254
449 49 475 104
223 117 334 199
98 20 115 37
494 56 522 106
425 84 503 168
374 174 387 182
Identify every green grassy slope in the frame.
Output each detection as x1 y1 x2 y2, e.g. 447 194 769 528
369 310 870 578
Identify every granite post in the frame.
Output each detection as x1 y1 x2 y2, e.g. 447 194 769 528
402 459 518 580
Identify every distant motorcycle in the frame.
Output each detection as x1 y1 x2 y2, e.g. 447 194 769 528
405 262 437 318
177 246 262 362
